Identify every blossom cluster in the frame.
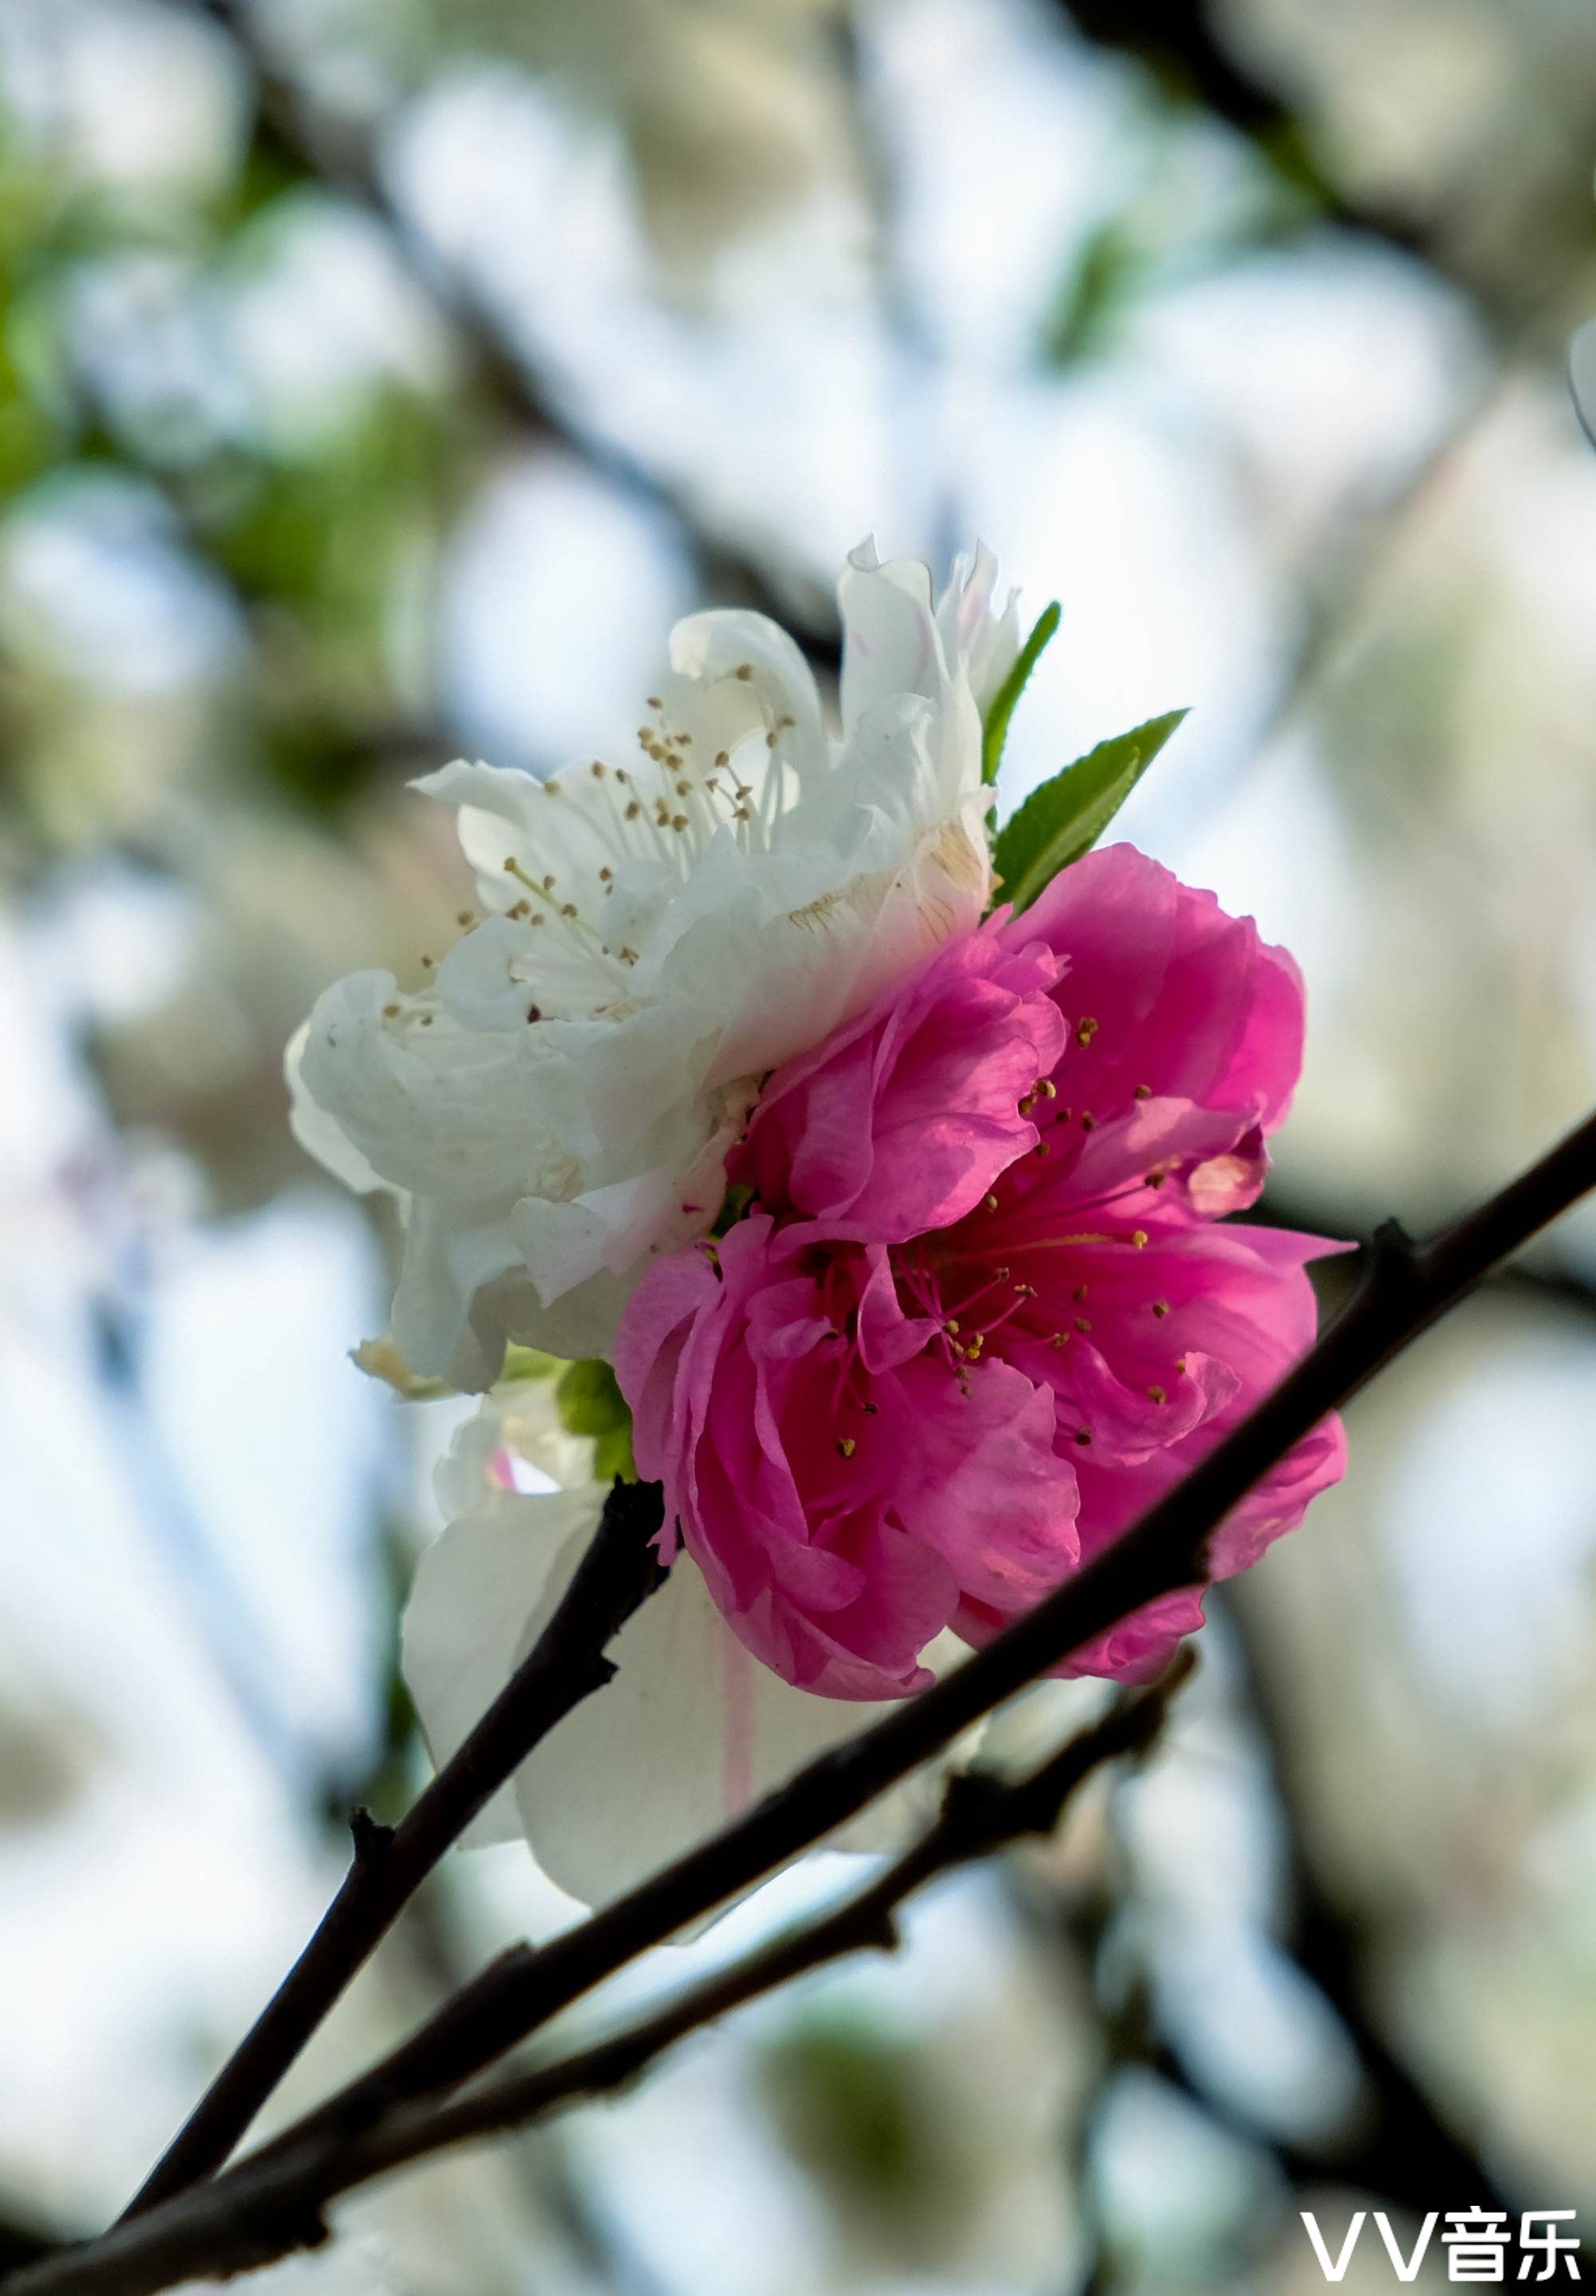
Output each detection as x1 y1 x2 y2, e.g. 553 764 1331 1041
293 541 1345 1904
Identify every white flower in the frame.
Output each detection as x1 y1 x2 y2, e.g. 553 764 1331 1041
290 540 1020 1385
403 1382 915 1909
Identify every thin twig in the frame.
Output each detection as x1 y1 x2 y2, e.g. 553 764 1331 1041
122 1477 666 2218
7 1666 1192 2296
237 1108 1596 2152
15 1105 1596 2296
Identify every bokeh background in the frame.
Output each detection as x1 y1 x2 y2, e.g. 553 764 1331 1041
3 1 1596 2290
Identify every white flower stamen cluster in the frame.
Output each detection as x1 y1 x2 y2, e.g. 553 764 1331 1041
288 540 1021 1387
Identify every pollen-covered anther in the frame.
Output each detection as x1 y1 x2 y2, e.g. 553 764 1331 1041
734 662 753 681
1034 1140 1051 1156
1133 1083 1152 1100
1132 1230 1148 1248
714 749 729 767
1152 1299 1169 1318
561 903 579 919
945 1318 961 1335
1013 1282 1037 1298
983 1193 999 1214
382 1002 401 1018
1076 1016 1099 1047
765 730 779 750
836 1436 856 1459
1074 1317 1092 1334
1080 1112 1096 1131
1037 1077 1057 1099
1147 1385 1166 1404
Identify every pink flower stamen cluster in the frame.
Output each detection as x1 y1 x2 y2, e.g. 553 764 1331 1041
616 846 1348 1702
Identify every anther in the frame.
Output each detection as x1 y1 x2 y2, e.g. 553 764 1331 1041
714 749 729 767
1076 1017 1098 1047
1145 1169 1167 1188
561 903 579 919
672 813 689 832
1073 1429 1092 1446
735 663 753 681
1075 1317 1092 1334
1037 1078 1057 1099
526 1003 542 1023
945 1319 961 1336
1175 1356 1187 1373
1080 1112 1095 1131
765 730 779 749
983 1194 999 1214
1133 1083 1151 1100
1152 1300 1169 1318
1147 1385 1166 1404
1132 1230 1148 1248
647 695 663 709
382 1002 401 1018
836 1437 856 1459
456 910 474 927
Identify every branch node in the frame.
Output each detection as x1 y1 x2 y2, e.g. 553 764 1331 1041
347 1808 393 1868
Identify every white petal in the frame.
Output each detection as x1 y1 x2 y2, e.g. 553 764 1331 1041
401 1489 602 1848
837 542 942 733
285 1013 390 1197
515 1551 911 1911
433 1379 595 1518
936 539 1021 715
667 605 825 761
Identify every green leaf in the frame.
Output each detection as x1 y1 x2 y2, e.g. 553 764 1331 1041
555 1357 636 1483
992 709 1187 913
981 601 1061 787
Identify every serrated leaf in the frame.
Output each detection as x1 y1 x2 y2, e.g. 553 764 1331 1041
993 709 1187 913
555 1357 636 1482
981 601 1061 787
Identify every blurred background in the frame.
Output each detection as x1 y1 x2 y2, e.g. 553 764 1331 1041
2 0 1596 2289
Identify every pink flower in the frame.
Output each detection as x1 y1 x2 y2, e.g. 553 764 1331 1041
616 845 1347 1698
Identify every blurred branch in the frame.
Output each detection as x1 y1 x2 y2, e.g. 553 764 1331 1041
18 1105 1596 2296
122 1476 667 2220
7 1664 1193 2296
186 0 841 657
1053 1 1470 304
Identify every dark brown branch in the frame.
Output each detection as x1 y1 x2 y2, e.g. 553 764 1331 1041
121 1476 666 2219
17 1105 1596 2296
6 1666 1191 2296
242 1109 1596 2150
